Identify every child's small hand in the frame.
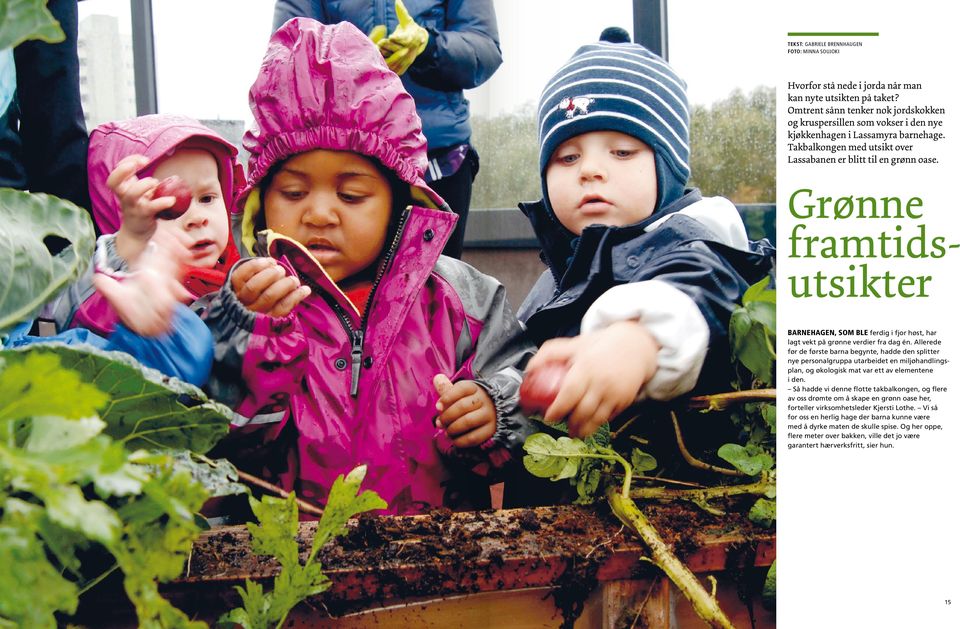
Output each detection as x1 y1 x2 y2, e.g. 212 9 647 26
231 257 311 317
93 229 192 336
433 374 497 448
528 321 660 438
109 154 183 263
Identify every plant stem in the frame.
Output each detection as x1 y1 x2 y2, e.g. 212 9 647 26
687 389 776 411
234 468 325 518
629 478 774 502
671 412 746 477
606 487 737 629
77 563 120 596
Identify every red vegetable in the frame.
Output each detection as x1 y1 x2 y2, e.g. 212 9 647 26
154 176 193 220
519 362 569 416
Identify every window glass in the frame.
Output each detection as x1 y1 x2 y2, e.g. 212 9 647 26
77 0 137 131
151 1 274 158
467 0 634 209
666 0 777 204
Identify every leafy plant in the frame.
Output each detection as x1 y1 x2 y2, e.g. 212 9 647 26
522 278 777 627
220 466 387 629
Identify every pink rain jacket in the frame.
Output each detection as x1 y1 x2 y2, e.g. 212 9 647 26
204 19 535 514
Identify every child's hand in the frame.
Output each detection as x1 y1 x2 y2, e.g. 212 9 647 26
110 154 180 263
433 374 497 448
93 229 192 336
527 321 660 438
231 257 311 317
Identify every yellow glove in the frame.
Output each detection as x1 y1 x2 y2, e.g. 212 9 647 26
368 24 387 44
375 0 428 75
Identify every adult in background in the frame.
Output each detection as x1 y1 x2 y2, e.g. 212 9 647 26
0 0 90 215
271 0 502 259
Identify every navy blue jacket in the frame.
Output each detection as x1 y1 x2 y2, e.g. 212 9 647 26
272 0 502 149
518 189 775 396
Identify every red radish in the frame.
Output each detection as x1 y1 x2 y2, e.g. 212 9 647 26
154 176 193 219
519 362 569 416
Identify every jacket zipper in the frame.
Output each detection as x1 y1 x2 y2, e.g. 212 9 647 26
328 210 411 397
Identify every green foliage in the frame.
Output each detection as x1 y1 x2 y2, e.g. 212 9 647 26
0 189 96 336
0 0 64 49
717 443 774 476
469 103 541 209
222 466 387 629
729 276 776 387
0 350 225 628
689 87 776 203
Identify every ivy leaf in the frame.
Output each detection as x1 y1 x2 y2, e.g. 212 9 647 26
717 443 774 476
0 351 109 423
748 497 776 528
0 190 93 334
3 345 230 453
313 465 388 552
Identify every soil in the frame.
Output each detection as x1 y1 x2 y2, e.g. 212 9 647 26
166 500 774 624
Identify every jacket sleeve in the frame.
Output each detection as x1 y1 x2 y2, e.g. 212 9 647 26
432 258 538 476
583 235 749 400
406 0 503 91
40 234 123 336
202 262 309 438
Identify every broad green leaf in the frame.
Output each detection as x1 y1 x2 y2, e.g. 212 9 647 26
43 483 121 545
25 415 105 452
0 351 109 422
247 493 300 568
0 190 93 334
717 443 774 476
630 448 658 473
170 451 248 498
729 302 776 385
314 465 388 552
2 345 230 452
748 497 776 528
0 517 78 628
522 433 591 480
0 0 65 48
761 404 776 434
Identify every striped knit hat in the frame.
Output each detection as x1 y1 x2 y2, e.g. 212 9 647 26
538 41 690 212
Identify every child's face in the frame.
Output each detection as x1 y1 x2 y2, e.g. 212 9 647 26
153 149 229 268
545 131 658 234
263 149 393 286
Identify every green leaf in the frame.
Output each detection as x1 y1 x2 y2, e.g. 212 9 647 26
748 497 776 528
0 0 65 48
742 276 774 304
0 190 93 334
247 493 300 569
522 433 590 480
43 483 121 545
25 415 105 452
629 448 658 473
761 560 776 610
0 351 109 423
220 581 269 629
717 443 774 476
761 404 776 434
0 515 79 628
313 465 388 552
169 452 248 498
2 345 231 452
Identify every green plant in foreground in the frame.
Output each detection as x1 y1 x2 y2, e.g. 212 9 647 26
220 466 387 629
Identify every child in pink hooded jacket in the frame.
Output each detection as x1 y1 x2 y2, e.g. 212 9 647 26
204 18 535 515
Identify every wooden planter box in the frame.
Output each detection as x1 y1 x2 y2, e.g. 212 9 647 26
152 503 775 628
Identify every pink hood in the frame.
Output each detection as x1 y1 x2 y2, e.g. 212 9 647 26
88 114 245 234
241 18 441 212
